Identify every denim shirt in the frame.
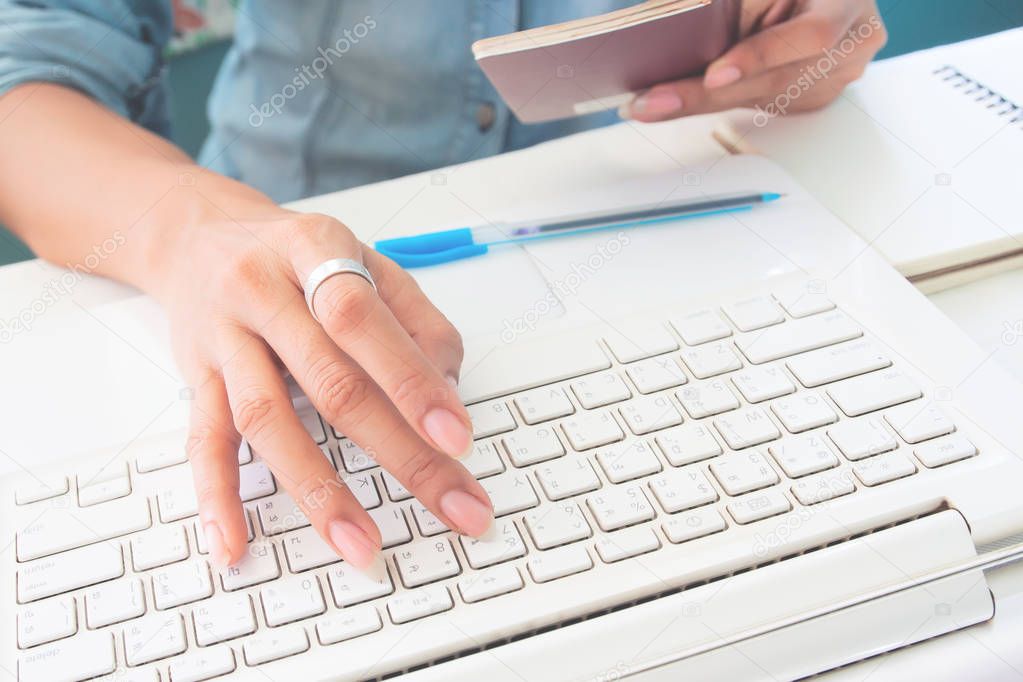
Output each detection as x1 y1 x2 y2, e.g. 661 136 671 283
0 1 632 202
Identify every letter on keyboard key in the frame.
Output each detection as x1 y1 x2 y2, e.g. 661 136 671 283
527 544 593 583
316 604 383 644
790 469 855 505
727 489 792 524
261 576 327 626
514 386 575 425
412 503 449 537
18 542 124 603
595 526 661 563
387 585 453 624
648 468 718 513
854 452 917 486
327 562 394 607
258 492 310 535
524 503 593 549
662 507 727 543
721 295 785 332
458 564 524 603
503 425 566 467
168 646 236 682
17 596 77 648
243 627 310 665
827 369 922 417
785 339 890 387
679 342 742 380
222 541 281 589
16 494 150 561
338 438 377 472
462 441 506 478
19 631 116 681
571 372 632 409
131 523 189 571
731 365 795 403
655 423 723 466
282 527 340 573
368 506 413 548
885 403 955 443
460 519 527 567
124 613 187 666
735 310 862 364
915 435 977 468
587 485 656 531
562 411 625 450
626 356 688 394
193 593 256 646
603 321 679 363
595 440 663 483
238 461 276 501
771 393 838 433
828 418 898 460
535 458 601 501
480 472 539 515
85 577 145 628
468 400 517 438
713 407 781 450
769 435 839 478
152 560 213 609
395 539 461 588
618 394 682 435
677 380 740 419
709 451 779 496
670 308 732 345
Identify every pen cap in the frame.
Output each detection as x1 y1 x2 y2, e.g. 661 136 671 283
375 227 489 268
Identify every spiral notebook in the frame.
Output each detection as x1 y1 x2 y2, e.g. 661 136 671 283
721 28 1023 291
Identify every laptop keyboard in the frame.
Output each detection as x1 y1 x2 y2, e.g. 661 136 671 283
10 283 982 681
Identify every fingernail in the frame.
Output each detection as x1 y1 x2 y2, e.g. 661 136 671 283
328 520 380 570
204 522 229 568
445 374 459 388
422 407 472 458
629 89 682 117
440 490 493 536
705 64 742 89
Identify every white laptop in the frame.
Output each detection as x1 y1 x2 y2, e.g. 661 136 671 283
4 154 1023 681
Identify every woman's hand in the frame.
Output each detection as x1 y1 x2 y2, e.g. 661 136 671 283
145 177 493 570
622 0 887 121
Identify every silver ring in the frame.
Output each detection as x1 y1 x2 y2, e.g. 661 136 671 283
303 258 377 322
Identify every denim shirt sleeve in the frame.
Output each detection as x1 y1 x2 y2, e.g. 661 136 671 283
0 0 173 135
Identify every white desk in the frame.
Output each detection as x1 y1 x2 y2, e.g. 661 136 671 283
2 113 1022 680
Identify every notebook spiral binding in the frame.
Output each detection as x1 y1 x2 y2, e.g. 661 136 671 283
934 65 1023 127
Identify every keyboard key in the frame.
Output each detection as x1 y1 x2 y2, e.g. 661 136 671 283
282 526 340 573
327 562 394 607
243 627 310 665
395 539 461 588
727 489 792 524
571 372 632 409
85 577 145 628
468 400 517 438
587 485 656 531
769 435 840 478
770 392 838 433
480 472 540 515
679 342 742 379
460 519 527 567
135 433 188 473
387 585 453 624
19 631 115 681
735 310 862 364
535 458 601 501
772 283 835 318
168 646 236 682
524 503 592 549
670 308 731 345
626 356 688 393
677 380 741 419
192 593 256 646
124 612 187 666
594 526 661 563
77 473 131 507
595 440 663 483
885 403 955 443
221 541 281 590
527 544 593 583
316 605 383 644
514 386 575 425
721 295 785 332
257 492 309 535
17 596 77 648
827 370 922 417
503 426 566 466
731 365 794 403
131 523 189 571
828 418 898 460
915 435 977 468
260 576 327 626
713 407 781 450
15 474 69 506
293 396 326 443
458 564 524 603
381 470 412 501
619 394 683 435
463 441 506 478
337 439 377 472
152 559 213 609
786 339 890 387
662 507 727 543
369 506 413 548
709 451 779 496
791 469 856 505
343 472 381 510
17 542 124 603
655 423 723 466
16 494 150 561
604 322 679 363
853 452 917 486
562 411 625 450
648 468 718 513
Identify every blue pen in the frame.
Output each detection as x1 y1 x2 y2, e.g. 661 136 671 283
375 191 783 268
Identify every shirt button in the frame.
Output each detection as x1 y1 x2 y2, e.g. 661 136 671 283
475 102 496 132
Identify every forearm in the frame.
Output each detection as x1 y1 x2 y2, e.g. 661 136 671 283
0 83 272 296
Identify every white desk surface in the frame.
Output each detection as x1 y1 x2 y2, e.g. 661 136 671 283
2 112 1023 679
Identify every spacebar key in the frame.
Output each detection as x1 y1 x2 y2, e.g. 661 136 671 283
16 495 151 561
735 310 861 364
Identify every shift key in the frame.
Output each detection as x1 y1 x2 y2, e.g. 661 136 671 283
16 494 150 562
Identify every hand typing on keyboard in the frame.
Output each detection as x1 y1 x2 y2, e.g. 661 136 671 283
146 203 493 570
